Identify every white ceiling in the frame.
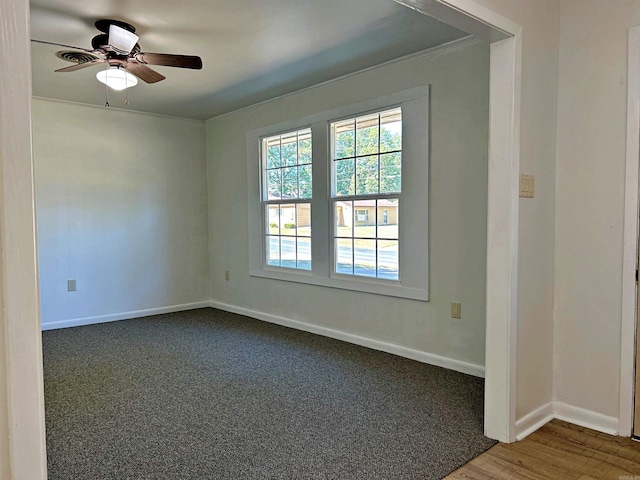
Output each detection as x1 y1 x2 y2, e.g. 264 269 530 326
30 0 468 120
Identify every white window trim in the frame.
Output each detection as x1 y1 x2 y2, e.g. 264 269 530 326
247 85 430 301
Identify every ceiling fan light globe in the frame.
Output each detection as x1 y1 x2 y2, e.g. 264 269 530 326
96 66 138 91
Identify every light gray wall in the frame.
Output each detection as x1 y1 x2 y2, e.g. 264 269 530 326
33 98 209 328
207 40 490 369
554 0 640 421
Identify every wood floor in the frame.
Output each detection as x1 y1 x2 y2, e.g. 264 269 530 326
446 419 640 479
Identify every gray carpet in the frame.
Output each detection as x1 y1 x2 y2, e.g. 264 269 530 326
43 308 496 479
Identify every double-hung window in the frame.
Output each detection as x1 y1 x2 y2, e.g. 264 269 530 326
249 86 430 301
262 128 312 270
331 107 402 281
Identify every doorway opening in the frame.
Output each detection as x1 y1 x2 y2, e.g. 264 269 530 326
0 1 524 477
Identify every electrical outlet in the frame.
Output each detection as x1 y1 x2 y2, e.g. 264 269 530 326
225 270 230 281
451 302 461 319
519 174 535 198
68 279 76 292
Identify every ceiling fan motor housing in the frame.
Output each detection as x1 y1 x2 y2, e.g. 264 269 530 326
91 34 109 51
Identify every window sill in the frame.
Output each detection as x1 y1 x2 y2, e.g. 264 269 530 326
250 267 429 302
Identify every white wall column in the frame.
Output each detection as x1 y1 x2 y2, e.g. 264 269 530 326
0 0 48 477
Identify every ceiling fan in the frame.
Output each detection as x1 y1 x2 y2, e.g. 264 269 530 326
32 19 203 90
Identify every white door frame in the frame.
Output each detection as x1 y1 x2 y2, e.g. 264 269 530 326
395 0 522 442
0 1 524 477
484 33 522 443
620 25 640 438
0 0 48 477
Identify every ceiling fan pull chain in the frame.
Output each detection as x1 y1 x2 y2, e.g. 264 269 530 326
104 73 110 107
125 74 129 106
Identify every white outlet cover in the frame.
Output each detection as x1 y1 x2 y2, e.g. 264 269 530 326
519 174 535 198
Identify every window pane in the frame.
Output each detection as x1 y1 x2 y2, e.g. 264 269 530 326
298 164 312 199
335 238 353 275
332 195 399 279
266 236 280 267
298 133 312 165
334 201 352 238
281 167 298 199
354 239 376 278
377 199 399 239
297 237 311 270
281 133 298 166
334 120 355 159
265 203 312 271
356 113 379 156
280 206 296 235
353 200 376 238
380 152 401 194
267 205 280 235
335 159 355 196
296 203 311 237
377 240 398 280
280 235 297 269
267 144 281 169
355 155 379 195
267 169 282 200
380 108 402 153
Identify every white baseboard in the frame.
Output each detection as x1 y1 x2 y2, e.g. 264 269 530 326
515 403 554 440
553 401 619 436
515 401 620 440
41 301 211 331
209 299 485 378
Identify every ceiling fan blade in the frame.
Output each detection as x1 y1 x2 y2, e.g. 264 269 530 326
31 39 95 53
124 63 166 84
55 59 105 72
134 52 202 70
108 24 139 55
